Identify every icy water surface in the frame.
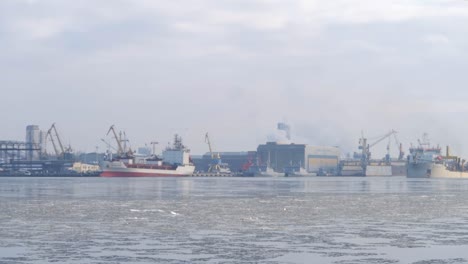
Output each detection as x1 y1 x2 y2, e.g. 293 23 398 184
2 177 468 263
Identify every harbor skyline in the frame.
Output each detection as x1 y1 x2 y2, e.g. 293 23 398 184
4 2 468 263
1 1 468 157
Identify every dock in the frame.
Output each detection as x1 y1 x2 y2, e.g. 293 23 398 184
191 172 233 177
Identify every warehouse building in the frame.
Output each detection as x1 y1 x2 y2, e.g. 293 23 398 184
256 142 340 173
192 151 256 173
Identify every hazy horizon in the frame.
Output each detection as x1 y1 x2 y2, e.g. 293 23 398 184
2 0 468 158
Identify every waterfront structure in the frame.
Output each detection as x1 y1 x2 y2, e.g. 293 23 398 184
0 140 41 164
193 151 255 173
407 134 468 178
25 125 45 161
256 142 340 174
101 131 195 177
306 146 341 173
71 162 100 173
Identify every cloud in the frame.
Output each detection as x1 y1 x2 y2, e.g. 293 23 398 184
1 0 468 156
9 18 69 39
423 34 450 45
3 0 466 42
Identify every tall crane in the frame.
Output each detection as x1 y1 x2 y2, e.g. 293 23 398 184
205 132 214 159
391 133 405 161
107 125 124 156
101 138 117 152
46 125 60 158
359 130 398 164
46 123 72 159
205 132 224 173
368 130 398 149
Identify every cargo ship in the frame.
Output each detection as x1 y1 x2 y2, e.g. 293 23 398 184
100 130 195 177
407 134 468 178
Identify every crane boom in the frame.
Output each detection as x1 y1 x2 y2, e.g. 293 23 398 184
46 126 60 156
368 130 397 149
205 133 214 159
392 133 405 160
45 123 72 159
360 129 399 164
101 138 117 151
204 132 227 173
46 123 65 157
107 125 124 155
51 123 65 155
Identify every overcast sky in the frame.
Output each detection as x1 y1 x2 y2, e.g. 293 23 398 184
1 0 468 157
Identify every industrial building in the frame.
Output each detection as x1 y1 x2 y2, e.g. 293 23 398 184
0 125 84 176
306 146 341 173
256 142 340 173
192 151 255 173
0 140 42 164
25 125 46 161
1 125 45 164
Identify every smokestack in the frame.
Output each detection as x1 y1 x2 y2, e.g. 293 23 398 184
277 122 291 140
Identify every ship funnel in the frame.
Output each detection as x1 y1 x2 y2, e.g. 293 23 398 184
446 146 450 158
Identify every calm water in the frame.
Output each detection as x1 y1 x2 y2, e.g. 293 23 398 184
2 176 468 264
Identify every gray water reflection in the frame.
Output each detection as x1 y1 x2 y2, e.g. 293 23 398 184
2 177 468 263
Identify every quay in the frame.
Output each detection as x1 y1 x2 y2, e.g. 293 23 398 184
191 172 233 177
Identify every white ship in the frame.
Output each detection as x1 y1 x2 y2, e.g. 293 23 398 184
101 130 194 177
407 134 468 178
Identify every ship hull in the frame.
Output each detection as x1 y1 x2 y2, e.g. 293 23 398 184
391 163 407 176
339 165 364 176
100 161 195 177
430 164 468 178
407 162 468 178
286 172 317 177
254 172 284 177
365 165 392 177
406 162 431 178
101 171 191 177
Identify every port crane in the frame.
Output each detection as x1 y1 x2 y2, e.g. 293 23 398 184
101 138 117 152
46 123 72 159
107 125 124 156
391 133 405 161
106 125 134 158
204 132 230 173
205 132 220 172
359 130 400 164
